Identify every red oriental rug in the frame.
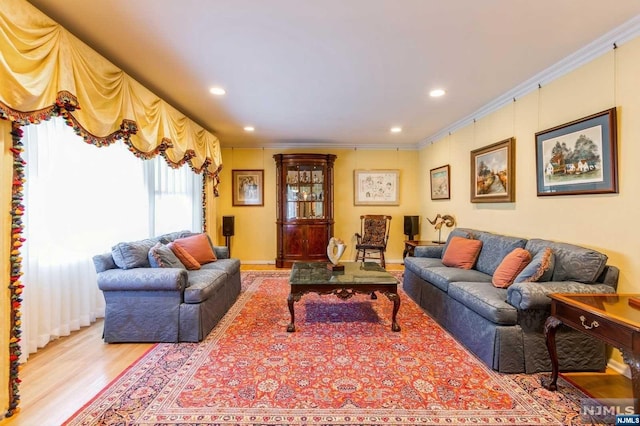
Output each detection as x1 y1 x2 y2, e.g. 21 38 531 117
65 271 589 425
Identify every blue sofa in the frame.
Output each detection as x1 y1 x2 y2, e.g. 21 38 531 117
93 231 240 343
403 228 619 373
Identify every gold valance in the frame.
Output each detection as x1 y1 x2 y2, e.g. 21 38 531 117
0 0 222 179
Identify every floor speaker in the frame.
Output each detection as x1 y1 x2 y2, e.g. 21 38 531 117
222 216 235 237
403 215 419 240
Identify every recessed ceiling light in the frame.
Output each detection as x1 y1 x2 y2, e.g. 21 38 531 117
390 126 402 133
209 87 226 96
429 88 446 97
244 126 255 132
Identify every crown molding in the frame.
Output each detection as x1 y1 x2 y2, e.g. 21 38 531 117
221 142 420 151
419 14 640 148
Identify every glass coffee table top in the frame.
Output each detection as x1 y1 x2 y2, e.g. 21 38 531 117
289 262 398 285
287 262 401 332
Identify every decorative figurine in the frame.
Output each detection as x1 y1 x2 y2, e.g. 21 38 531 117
326 237 346 271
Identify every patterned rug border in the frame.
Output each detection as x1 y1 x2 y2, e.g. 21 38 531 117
65 270 587 425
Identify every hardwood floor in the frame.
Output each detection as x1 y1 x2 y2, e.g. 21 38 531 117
0 319 152 426
0 262 630 425
561 369 632 400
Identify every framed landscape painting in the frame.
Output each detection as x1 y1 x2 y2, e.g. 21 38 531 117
232 169 264 206
353 169 399 205
430 165 450 200
470 138 515 203
535 108 617 196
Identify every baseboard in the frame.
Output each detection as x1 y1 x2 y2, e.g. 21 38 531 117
608 359 632 379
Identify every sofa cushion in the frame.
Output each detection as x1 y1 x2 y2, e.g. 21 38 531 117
111 238 159 269
515 247 555 283
168 242 201 270
173 234 217 264
420 266 492 292
184 269 228 303
524 239 607 283
474 231 528 276
442 237 483 269
448 282 518 325
492 248 531 288
148 242 185 269
403 257 445 278
201 258 241 276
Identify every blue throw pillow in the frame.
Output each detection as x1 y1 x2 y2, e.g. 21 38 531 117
111 238 158 269
514 247 555 283
148 242 185 269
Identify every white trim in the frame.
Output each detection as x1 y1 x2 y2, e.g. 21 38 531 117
420 14 640 148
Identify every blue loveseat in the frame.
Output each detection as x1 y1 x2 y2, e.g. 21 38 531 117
403 228 619 373
93 231 240 343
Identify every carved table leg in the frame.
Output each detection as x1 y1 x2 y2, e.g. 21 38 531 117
620 349 640 414
287 293 296 332
384 291 401 332
541 315 562 391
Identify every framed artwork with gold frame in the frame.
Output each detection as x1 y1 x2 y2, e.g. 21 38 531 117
470 138 515 203
232 169 264 206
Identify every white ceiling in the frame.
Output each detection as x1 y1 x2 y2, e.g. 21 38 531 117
26 0 640 149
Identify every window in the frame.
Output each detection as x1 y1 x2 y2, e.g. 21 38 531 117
20 117 203 360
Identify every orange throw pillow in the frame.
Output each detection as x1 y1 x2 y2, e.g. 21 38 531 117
172 234 217 265
492 248 532 288
168 242 201 270
442 236 483 270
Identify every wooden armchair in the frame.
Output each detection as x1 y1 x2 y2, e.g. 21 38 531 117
354 215 392 268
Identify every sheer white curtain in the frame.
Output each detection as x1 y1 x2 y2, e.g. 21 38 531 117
21 117 202 362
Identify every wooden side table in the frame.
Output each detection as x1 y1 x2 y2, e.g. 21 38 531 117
542 293 640 413
402 240 445 258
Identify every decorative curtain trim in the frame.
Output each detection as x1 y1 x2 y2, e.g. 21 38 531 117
202 177 208 233
0 0 222 188
6 123 25 417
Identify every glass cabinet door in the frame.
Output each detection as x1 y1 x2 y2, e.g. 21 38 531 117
285 164 325 220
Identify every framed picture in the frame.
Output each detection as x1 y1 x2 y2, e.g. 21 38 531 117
354 169 399 205
232 169 264 206
535 108 618 196
430 164 450 200
470 137 515 203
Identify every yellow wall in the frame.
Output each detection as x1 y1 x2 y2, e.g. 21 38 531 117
419 40 640 294
214 147 420 263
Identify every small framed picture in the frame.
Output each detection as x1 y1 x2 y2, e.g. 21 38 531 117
232 169 264 206
535 108 618 196
430 165 450 200
353 169 399 205
470 138 515 203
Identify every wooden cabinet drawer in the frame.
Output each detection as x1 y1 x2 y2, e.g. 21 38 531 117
555 302 633 348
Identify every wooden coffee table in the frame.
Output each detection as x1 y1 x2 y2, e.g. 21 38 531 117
287 262 400 332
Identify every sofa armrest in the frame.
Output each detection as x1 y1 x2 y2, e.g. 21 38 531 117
97 268 188 292
598 265 619 289
93 253 117 273
507 281 617 310
213 246 229 259
414 245 444 258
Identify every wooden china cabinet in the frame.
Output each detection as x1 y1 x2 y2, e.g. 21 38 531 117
274 153 336 267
